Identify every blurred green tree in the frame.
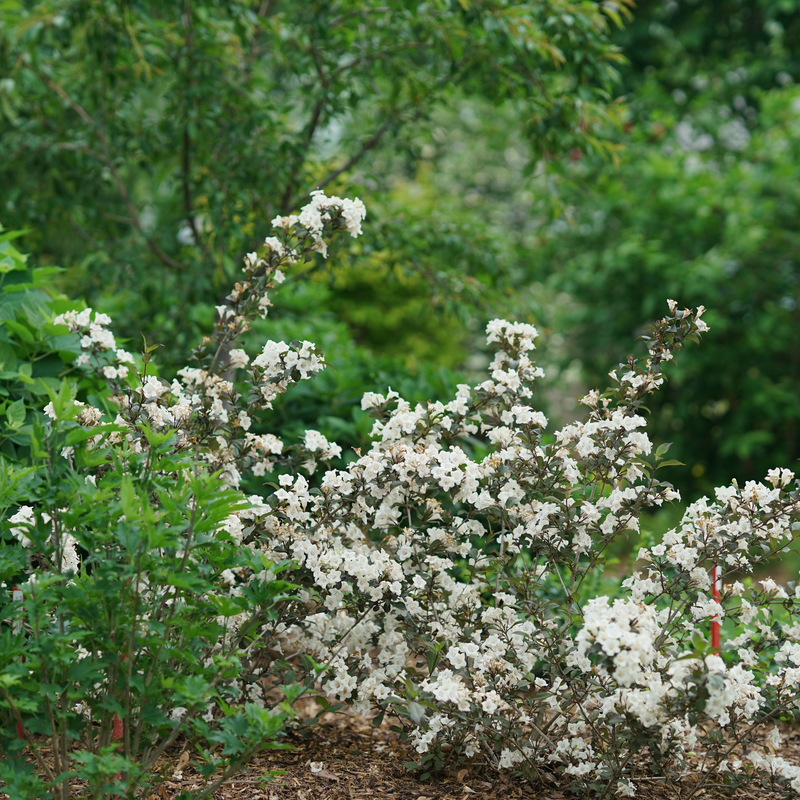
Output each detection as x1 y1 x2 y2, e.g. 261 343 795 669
0 0 629 369
529 0 800 498
534 87 800 497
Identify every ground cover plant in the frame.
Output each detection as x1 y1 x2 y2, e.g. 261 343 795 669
4 193 800 799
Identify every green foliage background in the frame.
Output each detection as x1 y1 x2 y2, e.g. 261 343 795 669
537 0 800 498
2 0 800 499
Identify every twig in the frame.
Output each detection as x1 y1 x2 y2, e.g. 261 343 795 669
36 72 186 272
312 115 395 194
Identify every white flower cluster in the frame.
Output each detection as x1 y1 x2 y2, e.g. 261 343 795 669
572 597 657 687
251 340 324 409
301 429 342 472
7 505 79 574
271 190 366 258
53 308 134 378
8 504 35 548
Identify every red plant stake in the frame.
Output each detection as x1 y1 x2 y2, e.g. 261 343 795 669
112 713 123 742
12 587 25 740
112 712 124 790
112 652 128 793
711 565 721 651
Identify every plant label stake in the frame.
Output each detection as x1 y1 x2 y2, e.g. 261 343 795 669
711 565 721 651
12 587 23 636
12 587 25 740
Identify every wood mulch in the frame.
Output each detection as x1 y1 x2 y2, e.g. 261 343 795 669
131 715 799 800
5 715 800 799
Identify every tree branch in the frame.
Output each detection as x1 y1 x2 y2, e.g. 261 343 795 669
278 96 327 213
278 40 331 213
312 114 395 195
182 126 210 259
294 61 466 206
36 72 187 271
244 1 276 75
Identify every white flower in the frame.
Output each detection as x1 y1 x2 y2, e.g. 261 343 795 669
616 779 636 797
141 376 168 400
303 430 341 460
237 411 252 431
766 468 794 488
361 392 386 410
271 214 298 231
8 505 35 547
339 197 366 237
263 237 285 255
228 349 250 369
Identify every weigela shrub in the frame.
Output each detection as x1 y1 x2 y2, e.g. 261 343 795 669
4 191 800 798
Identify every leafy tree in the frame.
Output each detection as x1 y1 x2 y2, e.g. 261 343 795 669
368 0 800 501
0 0 629 367
528 0 800 498
616 0 800 97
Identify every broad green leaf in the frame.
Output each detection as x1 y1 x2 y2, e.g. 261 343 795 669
5 398 25 430
2 319 34 345
0 342 17 372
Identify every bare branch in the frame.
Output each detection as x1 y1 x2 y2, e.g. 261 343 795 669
36 72 187 272
312 114 395 195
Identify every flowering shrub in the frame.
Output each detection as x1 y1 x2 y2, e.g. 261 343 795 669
4 190 800 798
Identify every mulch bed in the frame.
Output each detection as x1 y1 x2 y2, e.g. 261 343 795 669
133 715 800 800
6 715 800 799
